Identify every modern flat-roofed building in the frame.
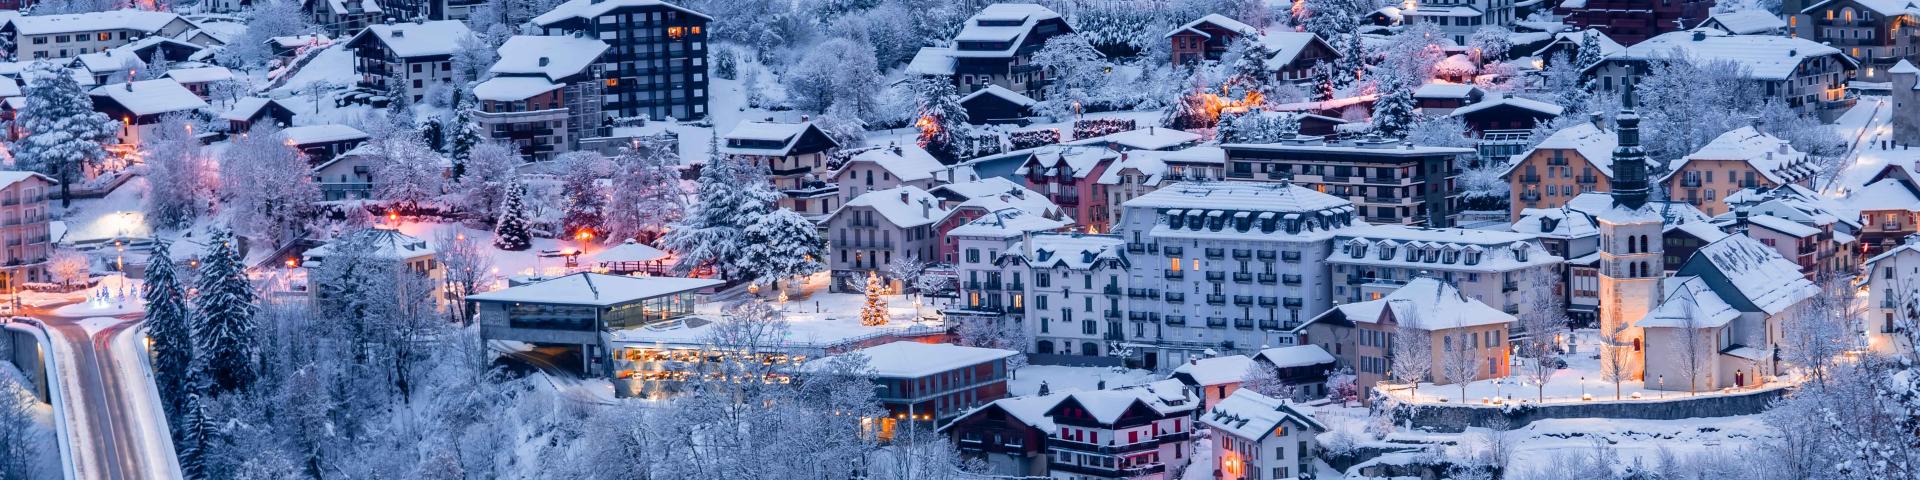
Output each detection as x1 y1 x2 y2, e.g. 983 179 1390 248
806 341 1016 429
1222 136 1470 227
469 273 722 382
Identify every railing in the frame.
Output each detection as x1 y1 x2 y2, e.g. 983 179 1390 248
1205 248 1225 259
1520 192 1541 201
1520 174 1541 182
1258 273 1278 284
1234 318 1253 329
1233 295 1253 305
1165 315 1186 325
1259 320 1280 330
986 281 1003 291
1205 271 1226 282
1104 310 1120 319
1164 293 1186 302
1233 272 1253 283
1163 246 1183 256
1503 282 1519 292
1283 298 1303 307
1282 274 1302 285
1322 175 1351 183
1231 249 1252 259
1206 317 1227 327
1576 175 1598 184
1256 251 1276 260
1282 251 1301 262
1206 294 1226 305
1103 285 1120 295
1364 176 1400 184
1679 178 1702 187
1164 270 1184 279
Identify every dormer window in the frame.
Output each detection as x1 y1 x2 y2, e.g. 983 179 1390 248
1350 244 1368 258
1378 246 1395 260
1514 246 1529 262
1443 249 1459 264
1466 252 1482 265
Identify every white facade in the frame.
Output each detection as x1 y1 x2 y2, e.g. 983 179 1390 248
1865 241 1920 356
1325 224 1562 321
1202 390 1324 480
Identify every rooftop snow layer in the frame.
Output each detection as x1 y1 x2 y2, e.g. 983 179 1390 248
948 3 1063 58
1009 233 1127 270
958 84 1036 107
1691 234 1819 315
280 124 369 145
489 35 609 80
357 20 472 59
1317 276 1517 330
163 66 233 84
1171 354 1255 386
89 79 208 116
7 10 181 36
465 272 722 306
817 341 1016 378
1255 345 1335 369
1605 29 1850 80
1124 181 1354 214
840 185 952 228
1702 10 1788 34
1202 390 1325 442
1637 276 1741 328
1164 14 1257 38
473 76 563 101
1449 94 1565 117
532 0 710 26
1668 127 1813 185
1067 127 1202 151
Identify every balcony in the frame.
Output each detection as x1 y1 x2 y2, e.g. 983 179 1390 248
1231 249 1252 259
1258 296 1278 307
1256 250 1276 260
1283 298 1303 307
1206 294 1227 305
1364 176 1402 185
1679 178 1702 187
1129 311 1148 321
1205 271 1226 282
1502 281 1519 292
1885 300 1899 308
1010 282 1025 291
1322 175 1351 183
1282 274 1302 285
1282 251 1301 262
1234 318 1254 329
1259 320 1280 329
1007 304 1025 313
1104 310 1120 319
1163 246 1183 256
1103 285 1121 296
1258 273 1278 284
965 281 982 290
1346 275 1363 285
1233 272 1253 283
986 281 1004 291
1126 242 1157 253
1520 174 1542 182
1164 269 1185 280
1520 192 1541 201
1164 292 1186 302
1165 315 1186 325
1206 317 1227 327
1205 248 1225 259
1576 175 1598 184
1233 295 1253 306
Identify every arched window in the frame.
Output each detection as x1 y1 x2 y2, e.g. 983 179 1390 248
1633 337 1642 352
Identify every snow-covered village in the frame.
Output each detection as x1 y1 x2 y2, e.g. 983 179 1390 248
0 0 1917 478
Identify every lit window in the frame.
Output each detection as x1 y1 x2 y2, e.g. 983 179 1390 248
690 26 701 35
97 32 109 41
667 26 685 39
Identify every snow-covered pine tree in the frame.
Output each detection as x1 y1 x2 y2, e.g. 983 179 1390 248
1371 77 1418 137
446 106 483 177
1300 0 1361 46
739 208 827 288
911 75 970 161
176 390 212 479
493 181 532 251
453 141 517 223
1334 32 1369 89
1226 36 1274 101
193 227 259 396
15 61 118 208
659 151 780 278
558 153 609 239
604 134 685 243
859 270 889 326
1576 30 1605 69
145 240 196 421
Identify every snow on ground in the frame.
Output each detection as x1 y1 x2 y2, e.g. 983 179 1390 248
1395 329 1790 406
54 275 144 320
1829 96 1902 195
0 362 59 479
108 320 181 479
58 176 149 244
1008 364 1155 396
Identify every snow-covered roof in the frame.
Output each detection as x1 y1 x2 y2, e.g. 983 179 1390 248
1603 29 1853 80
1848 177 1920 212
1171 354 1254 387
1566 192 1715 225
1722 185 1858 230
1403 4 1484 16
162 66 232 84
1257 31 1332 67
718 120 830 156
1864 241 1920 268
219 96 282 122
1893 59 1920 75
839 185 952 228
1667 127 1815 185
1685 234 1819 315
1638 276 1742 328
905 47 957 76
947 207 1073 238
1508 122 1617 177
1160 145 1227 165
1096 149 1170 185
1008 233 1127 270
6 10 181 36
1412 82 1479 99
269 33 331 49
1125 181 1352 214
949 3 1063 58
1745 214 1820 237
1066 127 1202 151
89 79 207 116
0 171 57 191
1547 29 1625 57
1799 0 1920 16
1202 390 1326 442
1670 219 1730 242
1014 145 1120 179
1054 379 1195 424
473 76 563 102
280 124 369 145
1512 207 1599 239
0 77 22 98
532 0 710 26
302 227 435 265
958 84 1036 107
941 177 1064 217
489 35 609 81
1701 10 1788 35
817 341 1015 378
1255 345 1335 369
354 20 473 59
317 0 381 16
588 238 668 263
843 146 946 182
465 272 722 306
1449 94 1565 118
1314 276 1517 330
1165 14 1257 38
1330 224 1561 272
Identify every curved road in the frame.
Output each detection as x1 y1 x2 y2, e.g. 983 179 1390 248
28 302 178 480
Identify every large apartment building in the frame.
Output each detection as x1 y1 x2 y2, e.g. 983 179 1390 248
347 20 473 104
0 173 54 291
1222 136 1470 227
1555 0 1714 45
1402 0 1517 46
1793 0 1920 82
534 0 710 121
1326 224 1562 320
1 10 194 60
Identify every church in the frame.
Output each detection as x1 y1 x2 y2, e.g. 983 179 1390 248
1594 93 1820 392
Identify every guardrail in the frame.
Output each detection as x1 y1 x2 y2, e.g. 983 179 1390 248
4 317 78 480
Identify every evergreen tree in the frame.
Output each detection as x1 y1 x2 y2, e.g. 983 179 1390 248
1300 0 1360 46
176 390 212 480
193 227 259 396
911 75 969 161
15 61 118 207
1333 32 1369 89
446 106 482 179
1371 78 1418 137
560 159 608 239
659 152 780 278
1226 36 1273 101
144 240 195 421
859 270 889 326
1576 30 1605 69
739 209 827 287
493 181 532 251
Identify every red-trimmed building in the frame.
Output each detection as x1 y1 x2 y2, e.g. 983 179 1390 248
941 379 1198 479
1555 0 1716 45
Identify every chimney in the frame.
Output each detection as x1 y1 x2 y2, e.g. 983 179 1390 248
899 191 910 204
1734 205 1750 235
921 199 931 218
1589 112 1604 129
537 57 549 67
391 28 404 38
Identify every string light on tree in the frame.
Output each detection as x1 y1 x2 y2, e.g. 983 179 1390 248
860 271 889 326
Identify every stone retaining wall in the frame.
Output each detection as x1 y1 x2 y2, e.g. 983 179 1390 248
1391 386 1791 433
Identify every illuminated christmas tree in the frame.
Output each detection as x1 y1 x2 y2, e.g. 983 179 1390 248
860 271 889 326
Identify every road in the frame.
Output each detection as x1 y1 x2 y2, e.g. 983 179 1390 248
29 301 179 480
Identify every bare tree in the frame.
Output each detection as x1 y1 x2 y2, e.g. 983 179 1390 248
1666 315 1708 396
1517 267 1569 402
1598 319 1635 400
435 229 494 325
1441 330 1482 402
48 250 90 288
1240 361 1291 399
885 255 927 298
1390 324 1433 396
1784 278 1855 388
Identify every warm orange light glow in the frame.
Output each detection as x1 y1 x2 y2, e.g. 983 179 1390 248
576 229 593 241
667 27 685 39
387 210 398 223
285 258 298 268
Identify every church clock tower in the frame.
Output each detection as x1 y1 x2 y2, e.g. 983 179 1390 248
1595 91 1664 380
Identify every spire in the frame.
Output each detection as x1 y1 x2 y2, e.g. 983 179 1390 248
1610 89 1650 210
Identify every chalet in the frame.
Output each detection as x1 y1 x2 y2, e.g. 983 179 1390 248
1296 277 1515 391
1166 14 1257 65
472 35 610 161
825 185 952 291
958 85 1036 125
1411 83 1483 115
1556 0 1713 45
941 379 1198 480
1533 29 1624 66
163 66 234 98
1502 119 1618 219
1402 0 1517 46
347 20 473 104
0 10 194 61
1512 206 1602 321
906 3 1074 101
1722 185 1861 279
89 78 208 145
219 97 297 132
719 120 840 217
833 145 947 202
1589 30 1858 116
1169 345 1337 410
280 124 370 164
1014 145 1121 232
929 177 1067 263
1203 390 1326 480
1794 0 1920 82
1846 164 1920 255
75 37 209 84
1449 94 1564 161
1697 10 1789 35
268 33 332 60
303 0 383 36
